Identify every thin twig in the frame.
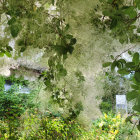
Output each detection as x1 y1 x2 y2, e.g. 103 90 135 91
115 45 137 60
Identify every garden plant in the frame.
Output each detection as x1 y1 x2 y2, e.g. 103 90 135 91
0 0 140 139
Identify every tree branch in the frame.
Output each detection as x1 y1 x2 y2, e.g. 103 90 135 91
115 45 136 60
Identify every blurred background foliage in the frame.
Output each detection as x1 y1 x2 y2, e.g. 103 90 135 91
0 0 140 139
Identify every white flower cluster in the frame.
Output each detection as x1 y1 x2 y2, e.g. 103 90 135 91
58 91 65 99
35 1 42 8
44 1 60 21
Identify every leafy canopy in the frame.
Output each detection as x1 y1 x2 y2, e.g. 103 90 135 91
92 0 140 44
0 0 84 118
93 0 140 130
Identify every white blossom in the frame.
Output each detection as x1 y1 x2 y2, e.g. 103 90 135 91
35 1 41 8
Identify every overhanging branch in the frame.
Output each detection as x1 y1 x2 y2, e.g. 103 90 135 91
115 45 137 60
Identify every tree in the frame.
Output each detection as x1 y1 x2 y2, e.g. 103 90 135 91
93 0 140 130
0 0 84 119
1 0 139 125
92 0 140 44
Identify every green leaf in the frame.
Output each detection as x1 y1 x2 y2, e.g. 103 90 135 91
110 55 114 60
138 5 140 10
137 122 140 131
52 0 55 5
56 63 63 71
65 24 70 32
10 24 22 38
135 0 140 10
138 96 140 105
125 116 132 123
105 72 109 76
5 52 12 57
68 45 74 54
127 90 139 101
56 64 67 77
110 18 117 29
111 61 117 71
132 52 139 65
70 38 77 45
66 34 73 39
118 59 126 64
20 47 26 52
48 57 55 67
126 62 135 68
137 28 140 33
103 10 112 16
129 25 137 30
118 68 130 75
117 59 126 69
117 62 122 69
107 0 113 4
102 62 112 67
17 39 24 46
59 68 67 77
45 3 50 9
0 52 4 57
8 17 16 25
6 46 13 52
75 71 85 82
134 72 140 83
131 84 139 90
123 7 137 19
0 48 5 53
133 105 140 112
128 50 132 55
119 38 125 44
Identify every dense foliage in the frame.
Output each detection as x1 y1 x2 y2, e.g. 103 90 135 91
93 0 140 130
92 0 140 44
0 75 138 139
0 76 37 139
0 0 86 118
0 111 139 139
0 0 140 138
98 72 130 113
103 50 140 130
91 113 139 140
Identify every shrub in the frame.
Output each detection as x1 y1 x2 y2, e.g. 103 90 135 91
81 112 139 140
0 76 37 139
92 113 124 139
99 102 112 113
18 111 83 140
0 112 139 140
98 73 130 113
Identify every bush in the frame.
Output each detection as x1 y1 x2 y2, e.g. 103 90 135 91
98 72 130 113
99 102 112 113
81 112 139 140
19 111 83 140
0 111 82 140
0 75 37 139
0 76 139 140
92 113 124 139
0 112 139 140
